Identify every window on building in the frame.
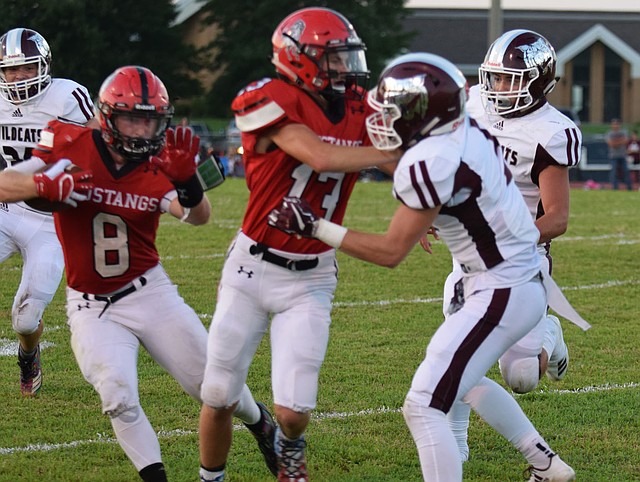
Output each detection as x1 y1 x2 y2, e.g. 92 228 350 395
572 49 590 122
603 46 623 122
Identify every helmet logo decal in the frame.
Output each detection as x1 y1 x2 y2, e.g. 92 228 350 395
381 75 428 121
516 38 550 70
27 33 47 56
283 20 305 46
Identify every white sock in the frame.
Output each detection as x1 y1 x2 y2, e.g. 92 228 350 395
199 466 225 482
110 406 161 471
464 377 555 466
541 315 558 359
403 395 462 481
447 400 471 462
232 385 260 424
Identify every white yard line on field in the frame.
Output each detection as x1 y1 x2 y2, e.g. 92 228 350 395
193 277 640 318
1 382 638 456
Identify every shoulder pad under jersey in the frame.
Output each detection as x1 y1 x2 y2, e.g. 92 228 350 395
35 119 91 158
232 78 301 134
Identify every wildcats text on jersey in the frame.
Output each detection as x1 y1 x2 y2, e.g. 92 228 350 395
0 125 40 143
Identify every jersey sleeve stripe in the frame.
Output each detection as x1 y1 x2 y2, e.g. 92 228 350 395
564 127 580 167
411 160 441 208
71 88 94 122
409 163 429 208
235 101 286 132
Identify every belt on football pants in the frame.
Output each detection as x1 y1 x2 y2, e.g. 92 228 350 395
249 243 319 271
83 276 148 318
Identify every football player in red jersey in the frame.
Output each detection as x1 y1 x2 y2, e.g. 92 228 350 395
198 7 400 482
0 66 269 482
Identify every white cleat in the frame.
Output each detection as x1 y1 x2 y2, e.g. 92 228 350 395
527 454 576 482
546 315 569 381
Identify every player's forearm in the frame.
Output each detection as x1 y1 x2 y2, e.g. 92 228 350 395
535 213 568 244
183 197 211 225
339 230 410 268
273 123 400 172
313 144 400 173
0 170 38 202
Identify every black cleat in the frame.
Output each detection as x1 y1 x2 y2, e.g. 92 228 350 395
245 402 278 476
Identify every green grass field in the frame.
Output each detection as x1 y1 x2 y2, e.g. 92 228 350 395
1 178 638 481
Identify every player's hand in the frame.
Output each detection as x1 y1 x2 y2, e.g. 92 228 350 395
33 158 93 207
268 197 319 238
151 126 200 182
419 227 440 254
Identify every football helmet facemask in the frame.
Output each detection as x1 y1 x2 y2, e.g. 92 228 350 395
271 7 370 97
0 28 52 104
366 52 467 151
479 29 557 118
97 66 174 162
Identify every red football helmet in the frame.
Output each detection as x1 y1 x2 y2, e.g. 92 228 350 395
97 66 174 162
479 29 557 118
271 7 369 96
0 28 52 104
366 52 467 150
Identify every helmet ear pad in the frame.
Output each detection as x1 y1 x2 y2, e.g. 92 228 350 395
272 42 327 91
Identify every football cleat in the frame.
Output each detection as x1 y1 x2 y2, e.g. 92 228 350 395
18 344 42 397
275 427 308 482
525 454 576 481
245 402 278 476
546 315 569 381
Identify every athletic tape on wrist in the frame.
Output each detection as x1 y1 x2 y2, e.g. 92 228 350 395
173 174 204 208
315 218 348 249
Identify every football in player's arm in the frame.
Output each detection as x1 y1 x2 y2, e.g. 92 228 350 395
0 65 267 482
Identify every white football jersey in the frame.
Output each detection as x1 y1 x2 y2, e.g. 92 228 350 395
0 78 94 212
393 116 540 290
466 85 581 221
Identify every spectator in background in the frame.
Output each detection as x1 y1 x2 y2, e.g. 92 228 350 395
626 130 640 185
606 119 632 190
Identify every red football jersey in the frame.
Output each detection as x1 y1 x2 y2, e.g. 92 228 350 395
232 78 372 254
35 120 175 294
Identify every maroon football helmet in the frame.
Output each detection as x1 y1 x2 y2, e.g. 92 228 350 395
271 7 369 96
479 29 557 118
366 52 467 150
97 66 174 162
0 28 51 104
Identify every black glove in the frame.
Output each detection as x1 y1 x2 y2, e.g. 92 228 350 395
268 197 319 237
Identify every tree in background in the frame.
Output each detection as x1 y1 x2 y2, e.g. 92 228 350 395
200 0 413 115
0 0 204 101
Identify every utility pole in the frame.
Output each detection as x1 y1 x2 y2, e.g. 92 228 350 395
488 0 503 47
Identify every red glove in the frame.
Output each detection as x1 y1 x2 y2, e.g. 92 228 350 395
33 159 93 207
151 126 200 182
